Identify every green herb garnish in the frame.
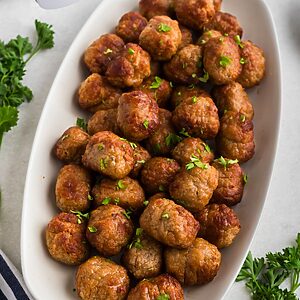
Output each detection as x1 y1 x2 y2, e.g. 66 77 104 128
76 117 87 131
120 137 137 149
201 142 211 153
165 133 182 147
186 154 208 170
216 156 238 169
157 23 171 32
88 226 97 233
161 212 169 219
179 128 191 137
101 197 111 205
143 200 149 206
88 194 93 201
150 76 163 89
199 70 209 83
219 55 231 68
123 209 132 219
157 293 170 300
192 96 198 104
99 158 108 170
240 114 246 122
234 35 244 48
128 48 135 55
116 180 127 190
240 57 247 64
103 48 113 54
70 210 89 224
143 119 149 129
243 174 248 184
128 228 144 249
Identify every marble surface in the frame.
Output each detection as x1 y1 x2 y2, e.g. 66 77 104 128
0 0 299 299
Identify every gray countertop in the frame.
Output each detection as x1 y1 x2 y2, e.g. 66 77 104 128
0 0 299 299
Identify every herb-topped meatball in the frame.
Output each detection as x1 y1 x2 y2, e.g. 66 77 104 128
130 143 151 178
84 34 125 74
197 29 222 46
139 0 175 20
139 16 182 61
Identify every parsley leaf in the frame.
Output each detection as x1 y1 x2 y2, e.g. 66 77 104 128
143 119 149 129
219 55 231 68
116 180 127 190
128 48 135 55
186 154 208 170
70 210 89 224
234 35 244 49
165 133 182 147
161 212 169 219
88 226 97 233
150 76 163 89
76 117 87 131
179 128 191 137
157 293 170 300
199 70 209 83
101 197 111 205
157 23 172 32
0 106 18 145
215 156 238 169
240 57 247 65
128 228 144 249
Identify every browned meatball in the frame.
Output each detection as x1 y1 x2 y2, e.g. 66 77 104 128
238 40 266 88
169 163 218 212
54 126 89 163
84 34 125 74
178 25 193 49
174 0 215 30
87 108 120 135
140 198 199 248
195 204 241 248
214 0 222 11
127 274 183 300
106 43 151 88
204 12 243 37
212 81 254 120
197 29 222 46
82 131 134 179
139 16 182 61
117 91 159 141
86 205 134 256
92 176 145 211
165 238 221 285
76 256 130 300
130 144 151 178
46 212 89 265
203 36 242 85
172 137 214 165
139 0 174 20
148 192 169 202
141 157 180 194
164 44 203 84
145 109 177 156
211 157 245 205
115 12 148 43
122 229 163 279
172 95 220 140
216 111 255 162
78 73 121 112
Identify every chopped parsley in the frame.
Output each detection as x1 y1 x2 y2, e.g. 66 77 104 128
61 134 69 141
143 119 149 129
88 194 93 201
161 212 169 219
240 57 247 65
165 133 182 147
137 159 146 165
128 48 135 55
116 180 127 190
120 137 137 149
234 35 244 48
98 143 104 151
103 48 113 54
179 128 191 137
219 36 224 43
114 198 120 204
99 158 108 170
76 117 87 131
192 96 198 104
243 174 248 184
143 200 149 206
240 114 246 122
128 228 144 249
150 76 163 89
157 23 171 32
101 197 111 205
169 81 174 88
186 154 208 170
199 70 209 83
192 73 197 78
88 226 97 233
153 143 161 154
157 293 170 300
215 156 238 169
201 142 211 153
219 55 231 68
123 209 132 219
70 210 89 224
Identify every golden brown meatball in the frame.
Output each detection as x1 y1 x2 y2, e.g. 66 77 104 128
140 198 199 248
117 91 159 141
238 40 266 88
139 0 174 20
211 157 245 206
195 203 241 248
169 163 219 212
141 157 180 194
130 143 151 178
216 111 255 162
139 16 182 61
78 73 121 112
174 0 215 30
127 274 183 300
86 205 134 256
197 29 222 46
178 25 193 49
172 137 214 165
46 212 89 265
122 229 163 279
82 131 134 179
115 12 148 43
204 12 243 37
84 34 125 74
212 81 254 120
92 176 145 211
203 36 242 85
163 44 203 84
54 126 89 163
214 0 222 11
106 43 151 88
172 95 220 140
165 238 221 285
55 164 92 212
148 192 169 202
76 256 130 300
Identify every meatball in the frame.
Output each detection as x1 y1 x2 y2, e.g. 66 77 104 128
54 126 89 163
117 91 159 141
148 192 169 202
169 163 219 212
82 131 134 179
140 198 199 248
139 0 174 20
214 0 222 11
172 95 220 140
139 16 182 61
195 204 241 248
92 176 145 211
130 144 151 178
211 157 245 205
216 111 255 162
165 238 221 285
141 157 180 194
127 274 183 300
204 12 243 37
212 81 254 120
86 205 134 256
78 73 121 112
122 229 163 279
163 44 203 84
46 212 89 265
87 108 120 135
203 36 242 85
84 33 125 74
76 256 130 300
197 29 222 46
106 43 151 88
172 137 214 165
145 109 177 156
174 0 215 30
238 40 266 88
55 164 92 212
115 12 148 43
178 25 193 49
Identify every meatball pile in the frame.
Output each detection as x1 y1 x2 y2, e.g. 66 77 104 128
46 0 266 299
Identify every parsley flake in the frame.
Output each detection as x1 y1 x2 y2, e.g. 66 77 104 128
161 212 169 219
240 57 247 64
215 156 238 169
143 119 149 129
99 158 108 170
240 114 246 122
104 48 113 55
61 134 69 141
165 133 182 147
120 137 137 149
128 228 144 249
157 293 170 300
116 180 127 190
179 128 191 137
186 154 208 170
243 174 248 184
219 55 231 68
70 210 89 224
192 96 198 104
150 76 163 89
76 117 87 131
234 35 244 48
88 194 93 201
128 48 135 55
98 143 104 151
143 200 149 206
199 70 209 83
88 226 97 233
157 23 172 32
123 209 132 219
201 142 211 153
101 197 111 205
